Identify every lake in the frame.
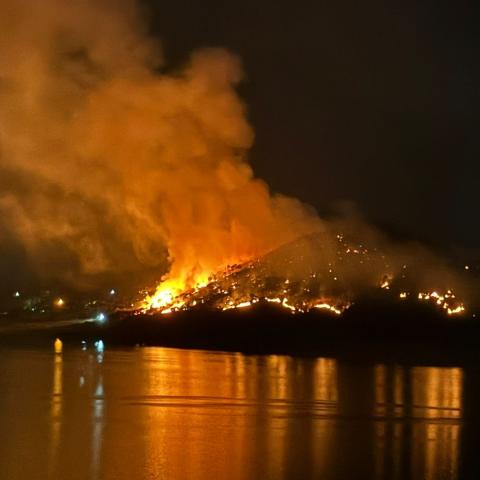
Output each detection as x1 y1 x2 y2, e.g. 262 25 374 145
0 345 477 479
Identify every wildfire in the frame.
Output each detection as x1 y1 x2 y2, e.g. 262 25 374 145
221 299 257 311
313 303 343 315
141 270 466 318
142 271 349 316
265 297 282 304
281 298 297 312
142 274 210 313
139 234 467 319
403 289 466 316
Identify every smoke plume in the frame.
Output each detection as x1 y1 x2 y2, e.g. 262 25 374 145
0 0 321 291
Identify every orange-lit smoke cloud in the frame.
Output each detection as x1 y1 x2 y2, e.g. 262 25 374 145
0 0 322 288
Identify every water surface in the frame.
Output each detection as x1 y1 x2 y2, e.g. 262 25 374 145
0 346 475 479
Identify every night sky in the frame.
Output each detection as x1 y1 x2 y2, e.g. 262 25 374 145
150 0 480 253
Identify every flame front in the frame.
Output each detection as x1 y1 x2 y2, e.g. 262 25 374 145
143 273 210 313
415 290 465 315
140 234 467 318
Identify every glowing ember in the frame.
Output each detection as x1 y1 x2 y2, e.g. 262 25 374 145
55 298 65 307
236 301 253 309
265 297 282 304
281 298 297 312
313 303 343 315
447 306 465 315
380 275 392 290
415 289 465 315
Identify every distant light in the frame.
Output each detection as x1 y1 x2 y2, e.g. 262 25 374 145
465 265 470 271
95 312 107 323
13 291 20 298
54 338 63 354
94 340 105 352
55 298 65 307
81 340 87 351
109 289 116 295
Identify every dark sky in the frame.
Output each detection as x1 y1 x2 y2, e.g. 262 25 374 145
149 0 480 254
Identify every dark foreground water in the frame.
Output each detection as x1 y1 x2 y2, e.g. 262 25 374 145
0 346 479 480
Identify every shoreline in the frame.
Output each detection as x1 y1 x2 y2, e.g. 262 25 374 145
0 301 479 365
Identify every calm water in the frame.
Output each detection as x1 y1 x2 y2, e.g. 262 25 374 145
0 346 477 480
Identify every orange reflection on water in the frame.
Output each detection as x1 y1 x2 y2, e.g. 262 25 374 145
0 347 466 480
412 366 462 419
374 364 462 480
135 349 340 480
411 366 462 480
49 354 63 479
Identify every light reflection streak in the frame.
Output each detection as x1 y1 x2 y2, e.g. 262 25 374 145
374 365 462 480
91 373 105 480
49 353 63 479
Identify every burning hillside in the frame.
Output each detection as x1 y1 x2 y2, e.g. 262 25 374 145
140 232 466 318
0 0 471 326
